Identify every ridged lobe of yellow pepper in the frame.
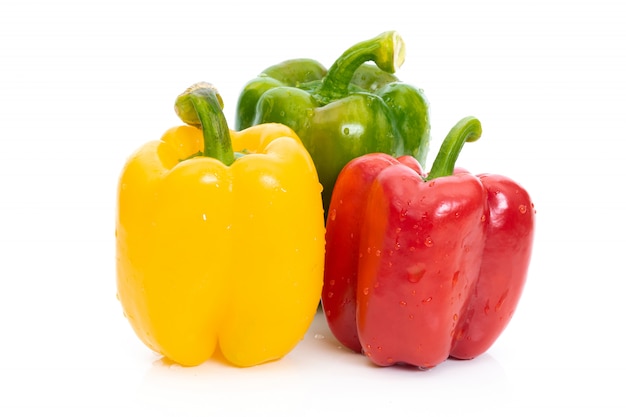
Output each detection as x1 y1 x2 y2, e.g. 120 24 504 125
116 123 325 367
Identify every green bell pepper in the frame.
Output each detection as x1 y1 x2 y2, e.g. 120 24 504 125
235 31 430 214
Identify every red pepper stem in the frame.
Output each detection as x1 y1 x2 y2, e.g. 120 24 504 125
174 82 236 166
317 31 405 104
426 116 482 180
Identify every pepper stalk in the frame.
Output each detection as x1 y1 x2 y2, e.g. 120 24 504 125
315 31 406 104
426 116 482 180
175 82 236 166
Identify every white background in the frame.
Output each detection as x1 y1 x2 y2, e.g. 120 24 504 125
1 0 624 415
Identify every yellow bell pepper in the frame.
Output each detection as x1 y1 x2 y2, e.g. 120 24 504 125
116 83 325 367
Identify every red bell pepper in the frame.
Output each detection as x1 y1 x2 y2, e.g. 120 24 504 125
322 116 535 369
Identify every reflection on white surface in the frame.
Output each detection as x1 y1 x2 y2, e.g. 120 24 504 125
136 312 511 415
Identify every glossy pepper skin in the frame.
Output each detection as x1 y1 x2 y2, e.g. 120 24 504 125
322 117 535 368
235 31 430 214
116 83 325 367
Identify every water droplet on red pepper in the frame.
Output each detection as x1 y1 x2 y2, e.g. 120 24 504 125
495 290 509 311
329 209 337 221
452 271 459 287
424 236 433 247
519 204 527 214
407 265 426 283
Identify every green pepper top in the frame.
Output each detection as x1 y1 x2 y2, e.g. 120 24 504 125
235 31 430 215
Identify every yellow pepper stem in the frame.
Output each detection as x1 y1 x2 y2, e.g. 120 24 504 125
175 82 236 165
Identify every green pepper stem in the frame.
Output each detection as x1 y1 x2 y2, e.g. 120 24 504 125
317 31 405 103
426 116 482 180
175 82 235 165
